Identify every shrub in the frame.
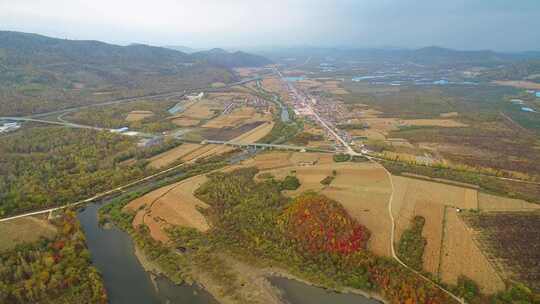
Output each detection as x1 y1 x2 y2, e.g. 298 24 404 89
281 175 301 190
333 153 351 162
397 216 426 271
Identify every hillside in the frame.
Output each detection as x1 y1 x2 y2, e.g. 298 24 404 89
0 31 270 116
191 48 272 68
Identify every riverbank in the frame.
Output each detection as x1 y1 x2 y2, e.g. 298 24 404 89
132 239 386 304
263 268 387 304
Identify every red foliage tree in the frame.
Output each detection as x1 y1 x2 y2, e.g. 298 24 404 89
280 193 370 255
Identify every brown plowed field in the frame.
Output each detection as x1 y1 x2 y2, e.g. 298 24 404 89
440 209 505 294
463 212 540 291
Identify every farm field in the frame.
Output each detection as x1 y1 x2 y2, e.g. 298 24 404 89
170 117 200 127
148 120 273 169
176 99 222 120
125 110 154 121
0 216 57 252
125 174 211 242
440 209 506 294
493 80 540 90
148 143 204 168
401 119 467 127
203 107 264 128
390 174 540 294
463 212 540 291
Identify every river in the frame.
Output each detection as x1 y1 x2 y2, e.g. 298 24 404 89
77 172 380 304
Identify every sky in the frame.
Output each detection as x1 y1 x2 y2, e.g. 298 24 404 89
1 0 539 52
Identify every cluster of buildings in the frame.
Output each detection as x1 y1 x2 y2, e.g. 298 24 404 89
0 122 20 134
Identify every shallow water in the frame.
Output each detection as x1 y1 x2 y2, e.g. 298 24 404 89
269 277 382 304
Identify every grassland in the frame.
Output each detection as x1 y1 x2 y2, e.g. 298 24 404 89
0 216 57 252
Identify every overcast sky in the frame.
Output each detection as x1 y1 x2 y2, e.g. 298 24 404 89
1 0 539 51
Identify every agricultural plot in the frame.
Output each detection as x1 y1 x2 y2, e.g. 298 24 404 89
390 175 508 293
147 143 204 168
0 216 57 252
440 209 506 294
125 175 211 242
463 212 540 291
125 110 154 121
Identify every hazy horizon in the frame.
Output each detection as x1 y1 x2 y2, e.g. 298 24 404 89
1 0 540 52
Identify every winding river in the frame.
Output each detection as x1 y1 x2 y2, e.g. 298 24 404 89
77 165 381 304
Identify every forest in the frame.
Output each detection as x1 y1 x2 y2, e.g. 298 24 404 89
0 127 149 216
64 99 179 133
0 210 107 303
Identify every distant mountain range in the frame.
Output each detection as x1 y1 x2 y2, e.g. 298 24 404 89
190 48 272 68
0 31 272 68
259 46 540 67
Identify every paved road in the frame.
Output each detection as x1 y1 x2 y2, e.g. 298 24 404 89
202 139 334 153
0 116 156 138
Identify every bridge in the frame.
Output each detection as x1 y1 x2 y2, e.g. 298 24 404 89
200 139 335 153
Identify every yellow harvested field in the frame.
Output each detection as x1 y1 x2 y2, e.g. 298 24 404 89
0 216 57 251
415 201 445 274
234 67 261 77
242 151 293 170
349 129 386 140
402 119 467 127
478 193 540 211
148 143 203 169
440 209 505 294
125 175 211 243
180 100 221 120
390 175 518 293
360 117 400 134
440 112 459 118
171 117 200 127
125 110 154 121
203 107 272 129
232 121 274 144
493 80 540 90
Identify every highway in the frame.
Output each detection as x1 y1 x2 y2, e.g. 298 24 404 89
0 116 155 138
201 139 334 153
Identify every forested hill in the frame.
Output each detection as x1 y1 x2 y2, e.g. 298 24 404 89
0 31 192 67
190 48 272 68
0 31 269 116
